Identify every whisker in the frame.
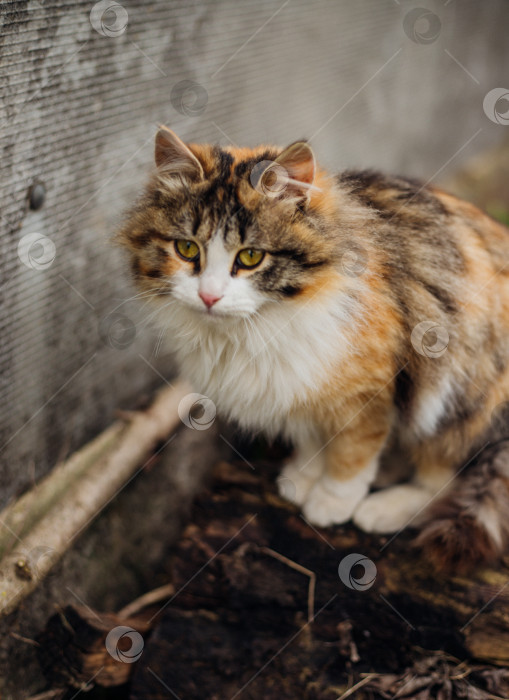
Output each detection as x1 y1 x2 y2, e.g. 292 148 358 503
108 286 172 315
153 326 166 358
138 298 178 330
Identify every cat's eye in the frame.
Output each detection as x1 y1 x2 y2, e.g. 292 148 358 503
236 248 265 269
175 239 200 261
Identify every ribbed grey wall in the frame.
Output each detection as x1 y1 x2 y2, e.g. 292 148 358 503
2 0 508 506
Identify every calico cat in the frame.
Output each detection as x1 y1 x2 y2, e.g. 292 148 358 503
117 126 509 571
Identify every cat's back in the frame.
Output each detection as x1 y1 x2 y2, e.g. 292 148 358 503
338 167 509 286
340 168 506 234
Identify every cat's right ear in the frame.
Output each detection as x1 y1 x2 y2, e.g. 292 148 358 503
155 126 204 180
255 141 316 203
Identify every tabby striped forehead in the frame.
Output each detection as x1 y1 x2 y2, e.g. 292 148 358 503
150 144 330 261
155 145 276 244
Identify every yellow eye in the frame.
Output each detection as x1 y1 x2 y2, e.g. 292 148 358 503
237 248 264 269
175 240 199 261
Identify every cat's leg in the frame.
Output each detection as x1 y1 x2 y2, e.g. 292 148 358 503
353 454 455 534
354 370 509 535
277 435 325 506
302 407 391 527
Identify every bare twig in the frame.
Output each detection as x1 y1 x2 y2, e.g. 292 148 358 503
10 631 41 647
117 582 176 619
336 674 378 700
27 691 64 700
260 546 316 623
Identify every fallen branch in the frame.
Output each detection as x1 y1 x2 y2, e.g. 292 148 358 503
0 380 191 617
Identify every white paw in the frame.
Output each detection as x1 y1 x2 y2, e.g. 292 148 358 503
277 462 317 506
353 484 433 534
302 475 368 527
277 446 325 507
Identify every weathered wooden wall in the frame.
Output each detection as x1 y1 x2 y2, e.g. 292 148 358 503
2 0 509 507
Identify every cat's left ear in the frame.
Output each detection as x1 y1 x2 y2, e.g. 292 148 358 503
154 126 204 180
259 141 316 202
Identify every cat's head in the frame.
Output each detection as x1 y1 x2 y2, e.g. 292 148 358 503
117 127 343 322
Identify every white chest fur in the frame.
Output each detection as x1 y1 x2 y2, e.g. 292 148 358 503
159 292 359 439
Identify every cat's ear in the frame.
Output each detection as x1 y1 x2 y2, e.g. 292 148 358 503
258 142 316 202
155 126 204 180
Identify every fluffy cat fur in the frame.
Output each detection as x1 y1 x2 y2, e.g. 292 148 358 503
116 126 509 572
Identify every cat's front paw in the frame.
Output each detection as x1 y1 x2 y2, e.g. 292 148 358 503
302 476 367 527
277 446 325 507
277 462 317 506
353 484 433 534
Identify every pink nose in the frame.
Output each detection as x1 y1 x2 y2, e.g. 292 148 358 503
199 290 223 308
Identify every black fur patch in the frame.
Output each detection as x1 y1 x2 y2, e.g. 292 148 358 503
271 248 327 269
339 169 448 219
230 206 253 244
279 284 302 297
233 150 280 180
394 366 415 414
130 228 172 248
131 258 142 279
418 279 457 314
213 147 234 181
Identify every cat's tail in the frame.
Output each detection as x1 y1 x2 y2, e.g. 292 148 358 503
415 439 509 572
